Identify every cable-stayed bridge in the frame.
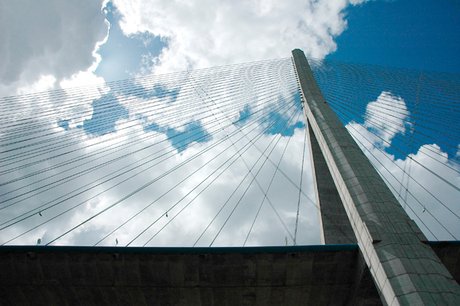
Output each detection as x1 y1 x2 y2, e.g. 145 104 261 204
0 50 459 305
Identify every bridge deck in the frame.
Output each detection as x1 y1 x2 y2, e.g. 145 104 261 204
1 243 458 305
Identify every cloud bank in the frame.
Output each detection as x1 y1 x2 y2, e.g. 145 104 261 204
0 59 321 247
3 1 457 247
0 0 372 97
346 91 460 241
0 0 109 96
112 0 370 74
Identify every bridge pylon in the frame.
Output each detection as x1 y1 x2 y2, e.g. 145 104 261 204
292 49 460 305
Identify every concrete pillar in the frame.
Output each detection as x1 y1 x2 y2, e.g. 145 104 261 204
292 49 460 305
307 120 357 244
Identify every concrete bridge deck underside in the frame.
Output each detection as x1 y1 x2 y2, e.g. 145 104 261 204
1 243 458 306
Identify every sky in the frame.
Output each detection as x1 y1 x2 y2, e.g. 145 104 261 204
0 0 459 247
327 0 460 73
1 0 459 96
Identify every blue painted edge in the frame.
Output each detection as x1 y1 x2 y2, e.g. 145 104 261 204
0 244 359 254
1 241 456 254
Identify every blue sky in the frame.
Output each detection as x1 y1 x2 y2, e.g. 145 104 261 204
93 0 460 81
0 0 459 247
1 0 458 94
95 2 167 82
327 0 460 73
92 0 459 244
90 0 460 150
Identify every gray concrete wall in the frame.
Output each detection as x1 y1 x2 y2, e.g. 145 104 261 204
307 120 357 244
292 49 460 305
0 245 380 306
1 243 458 305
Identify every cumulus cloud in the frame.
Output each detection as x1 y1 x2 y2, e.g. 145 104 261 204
363 91 410 145
0 58 321 247
112 0 370 74
0 114 317 247
0 0 109 96
4 0 456 248
346 91 460 241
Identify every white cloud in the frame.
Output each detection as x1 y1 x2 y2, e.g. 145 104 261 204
15 75 57 95
112 0 369 74
4 0 456 248
0 58 322 247
0 119 318 246
345 91 409 158
363 91 409 146
0 0 109 97
346 92 460 241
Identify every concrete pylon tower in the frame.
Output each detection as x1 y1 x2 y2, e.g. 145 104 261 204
292 49 460 305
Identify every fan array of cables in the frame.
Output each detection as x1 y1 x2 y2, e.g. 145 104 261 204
312 59 460 241
0 58 315 247
0 57 459 247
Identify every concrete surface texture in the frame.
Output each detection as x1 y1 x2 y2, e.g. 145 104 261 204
292 49 460 305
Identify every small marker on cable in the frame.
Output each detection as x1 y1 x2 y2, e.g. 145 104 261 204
39 211 42 217
166 211 168 217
